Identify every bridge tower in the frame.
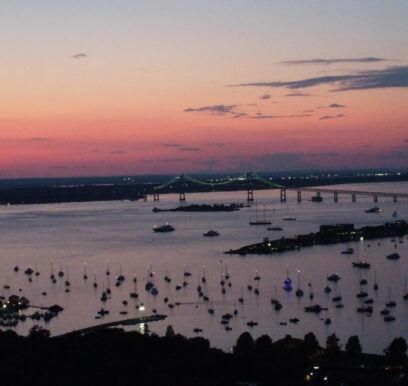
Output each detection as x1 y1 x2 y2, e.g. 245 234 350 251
179 192 186 202
247 190 254 202
373 195 378 203
393 195 398 203
153 193 160 202
297 191 302 202
280 189 287 202
334 192 338 202
351 193 356 202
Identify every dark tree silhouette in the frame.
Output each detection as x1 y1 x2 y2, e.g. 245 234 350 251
384 337 407 362
255 334 272 353
326 333 341 356
165 325 175 338
234 332 254 354
304 332 319 349
345 335 362 357
28 325 50 340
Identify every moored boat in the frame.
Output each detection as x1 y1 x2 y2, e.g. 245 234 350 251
153 224 175 232
203 229 220 237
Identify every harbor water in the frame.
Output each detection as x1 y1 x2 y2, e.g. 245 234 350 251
0 181 407 353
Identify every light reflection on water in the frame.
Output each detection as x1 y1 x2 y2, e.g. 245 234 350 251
0 181 407 353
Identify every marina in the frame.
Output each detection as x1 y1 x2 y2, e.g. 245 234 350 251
0 181 407 354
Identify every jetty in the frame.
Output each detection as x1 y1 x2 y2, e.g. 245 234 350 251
59 314 167 337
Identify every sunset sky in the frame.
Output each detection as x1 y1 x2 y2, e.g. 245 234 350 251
1 1 408 178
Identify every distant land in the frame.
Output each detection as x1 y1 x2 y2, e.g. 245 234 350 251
0 169 407 205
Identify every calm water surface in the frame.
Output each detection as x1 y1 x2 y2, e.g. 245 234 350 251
0 181 407 353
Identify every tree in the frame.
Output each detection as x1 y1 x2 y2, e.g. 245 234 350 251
384 337 407 362
345 335 362 357
234 332 254 354
28 325 50 340
326 333 341 356
255 334 272 353
165 325 175 338
304 332 319 350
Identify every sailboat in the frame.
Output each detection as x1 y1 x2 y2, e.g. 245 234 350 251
403 277 408 300
295 270 304 297
373 271 379 291
249 202 271 225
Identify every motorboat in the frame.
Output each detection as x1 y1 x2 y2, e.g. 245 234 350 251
386 253 400 260
282 215 296 221
341 247 354 255
327 273 341 282
203 229 220 237
153 224 175 232
267 225 283 231
365 206 382 213
352 261 371 268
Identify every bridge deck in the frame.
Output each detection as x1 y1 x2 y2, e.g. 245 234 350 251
286 187 408 197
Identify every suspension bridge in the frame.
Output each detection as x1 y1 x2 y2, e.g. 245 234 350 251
146 172 408 203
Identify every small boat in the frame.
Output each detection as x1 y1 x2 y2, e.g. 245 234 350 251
365 206 382 213
310 195 323 202
327 273 341 282
153 224 175 232
249 219 271 225
384 315 396 322
357 306 373 313
267 225 283 231
249 202 271 225
386 253 400 260
283 267 292 291
304 304 325 313
282 215 296 221
356 291 368 298
352 261 371 268
373 271 379 291
203 229 219 237
341 247 354 255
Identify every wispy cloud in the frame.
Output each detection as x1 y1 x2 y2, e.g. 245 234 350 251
231 65 408 91
180 147 200 151
259 94 271 100
205 142 231 148
246 113 312 119
72 53 88 59
285 92 311 97
252 152 340 170
111 150 125 154
184 104 237 115
31 137 49 142
319 114 345 120
141 158 184 163
162 143 181 147
49 165 68 169
317 103 346 109
280 57 389 66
